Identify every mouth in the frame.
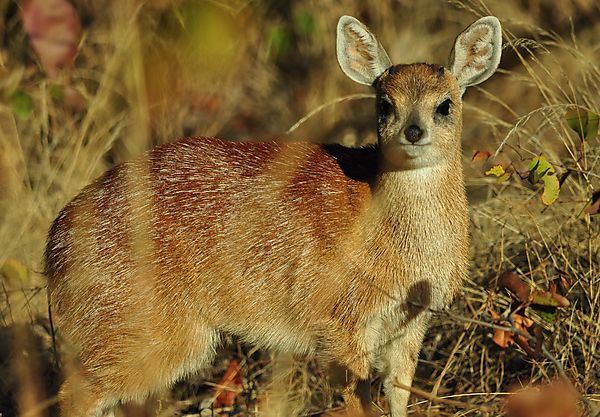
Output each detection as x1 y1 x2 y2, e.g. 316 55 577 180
398 143 431 155
381 142 435 169
380 142 432 164
399 142 431 147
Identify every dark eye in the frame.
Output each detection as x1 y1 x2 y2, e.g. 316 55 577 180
436 99 452 116
378 96 394 117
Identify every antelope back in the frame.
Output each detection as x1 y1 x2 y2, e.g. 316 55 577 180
45 139 381 352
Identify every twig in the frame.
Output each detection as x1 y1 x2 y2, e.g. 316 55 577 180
393 379 493 413
434 307 570 382
47 288 60 371
202 381 243 393
285 93 375 135
308 406 345 416
0 285 47 294
21 396 59 417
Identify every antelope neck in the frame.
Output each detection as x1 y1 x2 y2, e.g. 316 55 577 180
370 159 466 229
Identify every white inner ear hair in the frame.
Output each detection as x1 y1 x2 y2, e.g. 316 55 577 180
456 24 494 78
345 25 378 73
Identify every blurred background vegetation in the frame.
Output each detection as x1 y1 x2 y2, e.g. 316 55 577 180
0 0 599 416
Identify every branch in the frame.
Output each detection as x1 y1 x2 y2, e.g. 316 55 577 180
393 380 493 413
285 93 375 135
433 307 570 382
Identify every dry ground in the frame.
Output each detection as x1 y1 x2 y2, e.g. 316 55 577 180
0 0 598 416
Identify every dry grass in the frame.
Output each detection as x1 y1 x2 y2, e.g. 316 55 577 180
0 0 599 416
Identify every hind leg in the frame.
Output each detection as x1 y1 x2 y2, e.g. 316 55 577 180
59 325 220 417
117 325 222 401
327 332 375 417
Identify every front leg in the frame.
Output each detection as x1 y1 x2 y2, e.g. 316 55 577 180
379 314 430 417
341 373 373 416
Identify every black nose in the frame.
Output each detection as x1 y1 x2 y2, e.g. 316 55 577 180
405 125 423 143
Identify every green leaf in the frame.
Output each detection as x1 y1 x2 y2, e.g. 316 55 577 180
529 305 558 324
10 90 33 120
528 159 541 184
486 165 505 177
49 83 64 100
267 25 291 60
1 258 29 285
485 165 511 182
566 108 599 141
528 156 553 183
294 11 315 36
528 156 560 205
540 172 559 205
531 291 562 307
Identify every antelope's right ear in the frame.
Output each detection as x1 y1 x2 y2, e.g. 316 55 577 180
336 15 392 86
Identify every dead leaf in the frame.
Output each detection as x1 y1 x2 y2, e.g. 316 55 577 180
471 150 492 162
559 275 572 290
506 379 580 417
516 314 534 328
491 311 537 357
213 359 243 410
192 94 221 114
512 314 536 357
584 189 600 216
491 309 512 348
533 326 544 358
21 0 82 77
62 85 86 112
492 326 513 349
548 282 570 307
499 271 530 303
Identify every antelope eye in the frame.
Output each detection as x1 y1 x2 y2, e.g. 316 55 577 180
436 99 452 116
378 96 394 117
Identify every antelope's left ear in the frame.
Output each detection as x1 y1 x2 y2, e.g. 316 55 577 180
448 16 502 94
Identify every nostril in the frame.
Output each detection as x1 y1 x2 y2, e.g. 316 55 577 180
405 125 423 143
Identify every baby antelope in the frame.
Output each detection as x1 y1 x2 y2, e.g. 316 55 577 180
45 15 502 417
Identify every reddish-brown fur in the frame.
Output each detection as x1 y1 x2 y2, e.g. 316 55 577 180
45 13 502 417
46 134 467 416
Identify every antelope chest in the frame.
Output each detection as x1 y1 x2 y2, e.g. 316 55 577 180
356 197 469 357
